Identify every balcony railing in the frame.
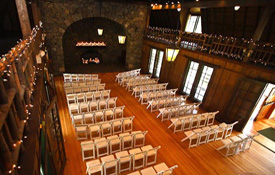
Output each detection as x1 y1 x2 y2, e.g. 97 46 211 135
145 26 275 68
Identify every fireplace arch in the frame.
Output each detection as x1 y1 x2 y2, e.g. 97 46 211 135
62 17 126 73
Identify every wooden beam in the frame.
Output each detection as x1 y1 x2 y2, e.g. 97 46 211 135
252 6 275 41
176 8 190 46
181 0 275 9
15 0 31 39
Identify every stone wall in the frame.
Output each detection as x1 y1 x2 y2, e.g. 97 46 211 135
39 0 148 73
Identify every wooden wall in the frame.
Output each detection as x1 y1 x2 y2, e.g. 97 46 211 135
141 39 275 121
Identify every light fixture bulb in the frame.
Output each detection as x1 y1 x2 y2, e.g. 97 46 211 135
98 29 103 36
234 6 240 11
177 8 181 12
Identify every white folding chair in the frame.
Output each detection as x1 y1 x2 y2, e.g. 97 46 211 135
79 102 89 113
141 145 160 166
86 159 103 175
181 130 199 148
129 148 146 170
83 112 94 124
112 119 123 135
89 123 101 139
95 138 109 158
67 94 76 104
85 92 94 101
114 106 125 119
72 114 84 125
132 131 147 148
75 125 87 140
116 151 132 173
108 97 117 108
81 140 95 161
123 116 134 132
107 135 121 154
99 99 108 110
89 100 99 111
120 133 133 150
101 121 112 137
101 155 118 175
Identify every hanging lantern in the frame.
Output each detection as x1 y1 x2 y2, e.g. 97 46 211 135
166 47 180 62
118 35 126 44
98 29 103 36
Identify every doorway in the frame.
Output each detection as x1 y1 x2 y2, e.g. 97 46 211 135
243 83 275 152
243 83 275 133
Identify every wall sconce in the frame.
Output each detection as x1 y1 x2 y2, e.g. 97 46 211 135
98 29 103 36
118 35 126 44
166 46 180 62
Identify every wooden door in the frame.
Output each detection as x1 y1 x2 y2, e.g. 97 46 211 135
226 78 266 131
257 88 275 120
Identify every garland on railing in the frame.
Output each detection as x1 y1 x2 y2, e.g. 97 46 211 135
0 21 44 76
146 26 275 67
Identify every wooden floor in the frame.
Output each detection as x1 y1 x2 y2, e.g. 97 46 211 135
253 119 275 153
55 72 275 175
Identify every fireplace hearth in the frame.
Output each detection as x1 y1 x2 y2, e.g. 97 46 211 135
63 17 126 73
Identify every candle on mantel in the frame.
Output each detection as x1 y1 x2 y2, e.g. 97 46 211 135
76 42 106 47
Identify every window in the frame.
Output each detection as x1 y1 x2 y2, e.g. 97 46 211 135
182 61 214 102
194 66 213 101
148 48 164 77
185 15 202 34
148 49 157 74
183 61 199 94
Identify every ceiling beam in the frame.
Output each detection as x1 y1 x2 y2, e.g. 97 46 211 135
180 0 275 9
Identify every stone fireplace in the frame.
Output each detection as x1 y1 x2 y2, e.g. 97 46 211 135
63 17 126 73
39 0 148 74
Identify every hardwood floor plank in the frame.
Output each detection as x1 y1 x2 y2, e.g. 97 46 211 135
54 72 275 175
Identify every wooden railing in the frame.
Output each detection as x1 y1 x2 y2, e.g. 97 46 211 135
145 27 275 68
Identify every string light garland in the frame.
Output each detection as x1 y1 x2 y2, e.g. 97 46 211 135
145 26 275 67
0 21 43 76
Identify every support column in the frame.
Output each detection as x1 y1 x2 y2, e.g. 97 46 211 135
31 0 41 26
176 8 190 46
15 0 32 39
3 123 15 151
8 110 20 140
243 6 275 62
0 133 12 170
0 79 8 104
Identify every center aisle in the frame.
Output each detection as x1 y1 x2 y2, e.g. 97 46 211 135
55 72 275 175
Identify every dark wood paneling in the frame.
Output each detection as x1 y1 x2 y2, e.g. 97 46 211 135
142 39 275 122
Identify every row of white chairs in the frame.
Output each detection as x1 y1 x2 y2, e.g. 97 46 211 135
120 75 152 87
156 103 201 121
126 78 159 91
139 89 178 105
217 133 258 157
181 121 238 148
65 84 105 94
132 83 168 98
168 111 219 132
71 104 124 125
67 90 111 104
75 116 134 140
128 163 178 175
63 73 98 82
82 130 148 159
68 97 116 112
86 144 160 175
147 95 188 112
64 79 102 88
70 105 125 122
116 69 141 83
